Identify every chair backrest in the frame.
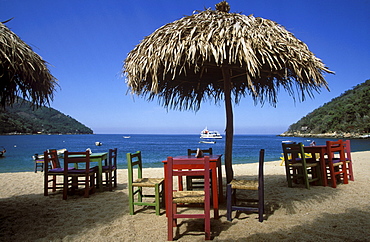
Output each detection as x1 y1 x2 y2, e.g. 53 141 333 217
47 149 61 169
187 148 213 156
63 150 91 173
108 148 118 168
343 140 352 161
166 156 210 201
127 151 143 184
44 150 59 171
326 140 345 162
282 142 307 165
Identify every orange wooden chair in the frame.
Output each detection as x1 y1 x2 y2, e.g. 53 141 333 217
166 156 211 240
325 140 348 188
63 151 96 200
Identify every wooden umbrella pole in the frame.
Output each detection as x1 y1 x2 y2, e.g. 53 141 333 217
222 67 234 184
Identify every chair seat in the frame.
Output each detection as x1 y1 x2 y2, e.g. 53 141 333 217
67 168 96 175
132 178 164 187
101 165 117 171
230 179 258 190
173 191 204 203
325 159 344 166
49 167 75 174
289 162 318 167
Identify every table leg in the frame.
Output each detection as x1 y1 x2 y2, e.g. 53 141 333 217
217 159 223 203
211 167 219 219
97 159 103 192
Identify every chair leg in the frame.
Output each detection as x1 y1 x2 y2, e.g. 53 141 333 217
167 203 175 241
108 172 113 191
258 186 264 222
226 184 232 221
302 166 310 189
84 175 90 198
114 169 117 187
348 161 354 181
285 166 293 187
129 185 134 215
342 163 348 185
329 163 337 188
205 203 211 240
155 184 161 215
63 176 68 200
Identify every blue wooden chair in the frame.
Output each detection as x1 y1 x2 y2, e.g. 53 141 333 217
227 149 265 222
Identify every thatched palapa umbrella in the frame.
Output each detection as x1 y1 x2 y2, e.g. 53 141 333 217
0 20 57 108
123 1 333 183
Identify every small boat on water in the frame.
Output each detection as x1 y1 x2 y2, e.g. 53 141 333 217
0 147 6 157
200 127 222 139
123 136 131 138
95 142 103 146
199 141 216 144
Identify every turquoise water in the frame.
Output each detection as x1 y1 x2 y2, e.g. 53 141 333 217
0 134 369 173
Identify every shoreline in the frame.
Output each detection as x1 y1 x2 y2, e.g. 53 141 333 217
0 151 369 241
279 132 370 139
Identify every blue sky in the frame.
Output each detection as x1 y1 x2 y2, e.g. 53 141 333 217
1 0 369 134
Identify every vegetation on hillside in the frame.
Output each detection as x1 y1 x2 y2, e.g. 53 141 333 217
0 99 93 134
285 79 370 136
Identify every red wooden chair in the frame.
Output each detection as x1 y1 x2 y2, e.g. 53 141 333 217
186 148 213 190
166 156 211 241
325 140 348 188
63 151 96 200
343 140 354 181
44 149 71 195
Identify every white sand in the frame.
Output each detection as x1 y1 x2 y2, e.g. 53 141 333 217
0 151 369 241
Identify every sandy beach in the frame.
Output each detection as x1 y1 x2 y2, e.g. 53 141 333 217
0 151 369 241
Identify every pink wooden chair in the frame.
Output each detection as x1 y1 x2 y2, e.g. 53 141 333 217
166 156 211 240
325 140 348 188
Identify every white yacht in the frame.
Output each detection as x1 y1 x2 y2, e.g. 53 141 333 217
200 127 222 139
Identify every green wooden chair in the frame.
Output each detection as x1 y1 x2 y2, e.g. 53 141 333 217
127 151 164 215
282 143 321 189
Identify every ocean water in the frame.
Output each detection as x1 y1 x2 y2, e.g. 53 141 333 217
0 134 369 173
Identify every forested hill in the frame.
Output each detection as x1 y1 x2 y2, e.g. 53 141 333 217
281 79 370 138
0 100 93 134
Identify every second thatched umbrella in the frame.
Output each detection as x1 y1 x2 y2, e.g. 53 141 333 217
0 20 57 108
123 1 333 183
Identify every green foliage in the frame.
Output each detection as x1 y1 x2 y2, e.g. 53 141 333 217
0 99 93 134
288 79 370 134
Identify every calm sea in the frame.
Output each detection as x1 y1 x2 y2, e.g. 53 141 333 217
0 134 369 173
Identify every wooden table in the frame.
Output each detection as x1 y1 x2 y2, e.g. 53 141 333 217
303 146 328 186
71 152 108 191
163 154 222 219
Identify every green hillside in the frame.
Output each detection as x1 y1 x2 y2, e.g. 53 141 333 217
282 79 370 138
0 99 93 134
